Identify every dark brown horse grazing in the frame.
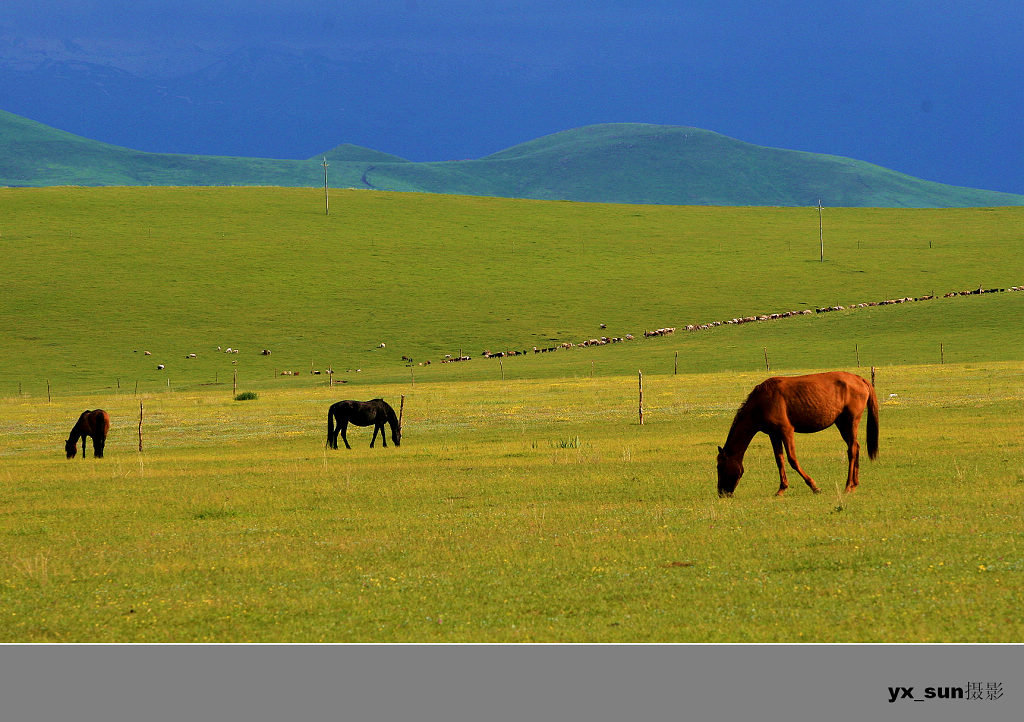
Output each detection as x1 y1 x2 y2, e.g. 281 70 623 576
717 371 878 497
65 409 110 459
327 399 401 449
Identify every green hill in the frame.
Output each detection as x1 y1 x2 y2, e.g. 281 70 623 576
2 110 1022 207
0 109 328 187
468 124 1024 207
317 144 410 164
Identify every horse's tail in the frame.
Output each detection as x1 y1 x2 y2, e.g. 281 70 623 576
326 405 335 447
97 410 110 437
866 380 879 460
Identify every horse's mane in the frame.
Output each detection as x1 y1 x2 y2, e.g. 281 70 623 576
373 399 398 426
727 382 767 436
70 410 94 435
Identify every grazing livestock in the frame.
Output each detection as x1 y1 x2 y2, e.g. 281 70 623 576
439 283 1022 365
65 409 110 459
716 371 878 497
327 399 402 450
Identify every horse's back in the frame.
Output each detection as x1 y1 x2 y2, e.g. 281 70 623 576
330 399 386 425
333 398 382 408
79 409 109 435
762 372 870 430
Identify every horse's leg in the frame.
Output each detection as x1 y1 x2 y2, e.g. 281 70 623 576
782 428 820 493
370 425 379 448
341 420 351 449
95 436 105 459
769 432 790 496
379 423 387 448
837 413 860 492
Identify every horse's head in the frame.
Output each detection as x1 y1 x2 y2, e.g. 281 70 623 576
716 446 743 497
392 427 402 447
65 438 78 459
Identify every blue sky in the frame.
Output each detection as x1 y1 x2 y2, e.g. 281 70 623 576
2 0 1021 193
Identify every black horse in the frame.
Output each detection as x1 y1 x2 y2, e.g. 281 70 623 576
327 399 401 449
65 409 110 458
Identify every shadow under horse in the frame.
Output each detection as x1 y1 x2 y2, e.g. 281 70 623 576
716 371 878 497
327 399 401 449
65 409 111 458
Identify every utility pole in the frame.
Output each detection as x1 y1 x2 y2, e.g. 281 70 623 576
323 157 330 215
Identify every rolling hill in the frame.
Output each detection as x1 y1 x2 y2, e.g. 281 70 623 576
2 186 1022 397
2 109 1022 207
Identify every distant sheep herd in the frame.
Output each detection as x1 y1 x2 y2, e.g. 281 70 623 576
139 284 1022 371
437 284 1023 365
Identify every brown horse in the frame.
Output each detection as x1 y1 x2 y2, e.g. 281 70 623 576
65 409 110 459
716 371 878 497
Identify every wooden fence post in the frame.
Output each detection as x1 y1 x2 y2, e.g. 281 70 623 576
138 401 144 452
674 351 678 375
398 395 405 434
871 366 876 387
638 370 644 426
763 347 770 372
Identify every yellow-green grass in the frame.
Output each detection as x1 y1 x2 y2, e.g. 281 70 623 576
2 363 1022 642
3 187 1023 642
2 187 1023 398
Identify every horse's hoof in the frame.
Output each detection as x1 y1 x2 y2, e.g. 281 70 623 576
718 491 733 499
811 487 821 494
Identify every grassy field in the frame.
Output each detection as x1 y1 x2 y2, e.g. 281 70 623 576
2 187 1023 398
2 187 1023 642
2 363 1022 642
